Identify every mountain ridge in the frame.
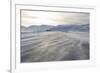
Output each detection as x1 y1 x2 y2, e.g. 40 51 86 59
21 24 89 32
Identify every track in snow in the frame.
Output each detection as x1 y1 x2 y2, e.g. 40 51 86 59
21 31 89 62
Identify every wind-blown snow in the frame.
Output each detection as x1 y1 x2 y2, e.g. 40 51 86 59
21 31 89 62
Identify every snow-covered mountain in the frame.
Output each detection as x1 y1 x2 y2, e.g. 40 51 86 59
46 24 89 32
21 24 89 32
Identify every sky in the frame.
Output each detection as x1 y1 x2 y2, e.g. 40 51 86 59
21 10 89 27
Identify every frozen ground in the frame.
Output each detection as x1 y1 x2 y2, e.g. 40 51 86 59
21 31 89 62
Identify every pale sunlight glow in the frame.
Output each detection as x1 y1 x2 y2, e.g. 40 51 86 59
21 10 89 27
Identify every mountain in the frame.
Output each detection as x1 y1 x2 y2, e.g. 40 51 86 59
27 25 54 32
21 24 89 33
21 26 27 30
46 24 89 32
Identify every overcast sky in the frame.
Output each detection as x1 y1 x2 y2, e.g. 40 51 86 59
21 10 89 27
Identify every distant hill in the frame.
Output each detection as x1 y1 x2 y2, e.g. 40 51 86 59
21 26 27 30
47 24 89 32
27 25 54 32
21 24 89 32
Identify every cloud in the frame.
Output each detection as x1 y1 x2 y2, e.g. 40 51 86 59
21 10 89 27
